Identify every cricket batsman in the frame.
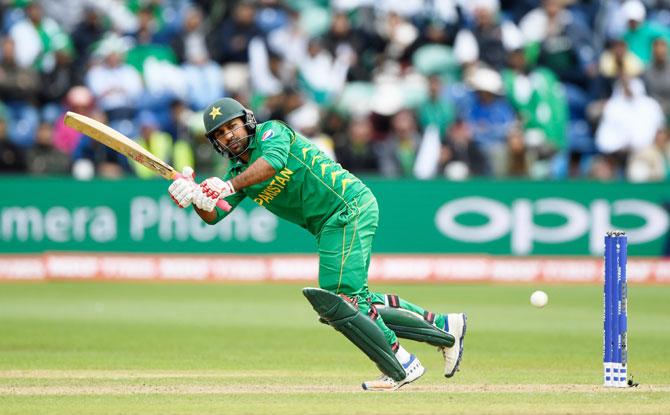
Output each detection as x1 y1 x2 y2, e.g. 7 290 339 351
167 98 467 391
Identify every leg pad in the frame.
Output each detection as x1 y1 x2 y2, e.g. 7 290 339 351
303 287 406 381
377 306 455 347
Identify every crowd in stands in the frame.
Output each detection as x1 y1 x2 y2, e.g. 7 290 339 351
0 0 669 182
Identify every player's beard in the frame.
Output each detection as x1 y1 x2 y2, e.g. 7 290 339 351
227 135 250 158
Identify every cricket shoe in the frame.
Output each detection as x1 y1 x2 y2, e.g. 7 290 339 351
441 312 467 378
361 354 425 391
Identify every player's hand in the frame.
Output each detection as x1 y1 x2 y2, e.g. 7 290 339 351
168 166 198 208
193 177 235 212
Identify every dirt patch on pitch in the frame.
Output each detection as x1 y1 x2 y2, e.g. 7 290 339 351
1 383 667 395
0 370 323 380
1 371 665 395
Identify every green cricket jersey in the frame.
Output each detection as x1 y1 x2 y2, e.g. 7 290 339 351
209 120 367 235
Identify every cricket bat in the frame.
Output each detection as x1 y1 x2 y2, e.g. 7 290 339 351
64 111 232 211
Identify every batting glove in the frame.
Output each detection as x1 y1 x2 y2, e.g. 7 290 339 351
168 167 198 208
193 177 235 212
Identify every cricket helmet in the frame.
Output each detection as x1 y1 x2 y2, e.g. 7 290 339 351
203 98 257 158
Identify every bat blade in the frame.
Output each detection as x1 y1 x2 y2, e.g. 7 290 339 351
64 111 176 180
64 111 232 211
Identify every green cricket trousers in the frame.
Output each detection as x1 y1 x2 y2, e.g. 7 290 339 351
316 188 446 347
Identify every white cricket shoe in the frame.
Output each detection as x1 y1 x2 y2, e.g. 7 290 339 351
441 313 467 378
361 354 425 391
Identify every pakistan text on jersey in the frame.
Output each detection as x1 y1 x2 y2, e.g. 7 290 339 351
253 167 294 206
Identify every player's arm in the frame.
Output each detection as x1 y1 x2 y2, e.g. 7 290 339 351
193 122 292 215
230 158 276 190
200 149 281 208
253 121 292 176
229 122 294 191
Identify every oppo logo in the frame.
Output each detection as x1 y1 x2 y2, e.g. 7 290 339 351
435 197 669 255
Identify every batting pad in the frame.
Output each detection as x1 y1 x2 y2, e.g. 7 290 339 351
377 307 455 347
302 287 406 381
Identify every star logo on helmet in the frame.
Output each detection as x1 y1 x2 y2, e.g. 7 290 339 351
209 106 222 120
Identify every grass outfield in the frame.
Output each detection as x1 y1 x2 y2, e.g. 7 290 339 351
0 282 668 414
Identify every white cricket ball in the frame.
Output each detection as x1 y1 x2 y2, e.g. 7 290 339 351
530 290 548 308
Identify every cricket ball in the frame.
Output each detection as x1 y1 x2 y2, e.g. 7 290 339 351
530 290 548 308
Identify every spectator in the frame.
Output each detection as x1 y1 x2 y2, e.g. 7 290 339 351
89 1 138 35
520 0 597 92
441 119 488 179
0 36 40 100
53 86 96 155
255 0 291 35
335 116 379 174
505 127 529 177
375 0 426 19
248 36 285 98
126 0 184 44
286 100 337 160
502 48 568 175
8 1 69 71
600 37 645 79
621 0 670 65
0 105 26 173
377 11 419 63
454 0 523 69
266 6 307 70
368 82 405 141
174 5 225 110
133 111 194 179
322 11 385 82
164 99 193 143
71 6 105 82
191 0 227 30
171 5 207 64
207 0 260 65
298 37 350 105
85 34 143 131
25 122 70 175
40 0 88 33
404 18 455 61
0 36 40 148
589 154 618 181
127 4 163 44
499 0 537 24
644 37 670 119
627 128 670 182
598 37 645 97
416 75 456 135
595 78 665 175
38 43 77 120
71 112 130 179
461 66 516 176
126 6 186 118
377 109 421 177
264 87 303 123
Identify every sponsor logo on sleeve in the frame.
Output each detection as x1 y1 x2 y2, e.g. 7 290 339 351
262 130 274 141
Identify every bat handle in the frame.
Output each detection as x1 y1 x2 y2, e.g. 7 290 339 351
216 199 232 212
176 169 232 212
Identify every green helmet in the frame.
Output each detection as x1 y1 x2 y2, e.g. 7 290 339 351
203 98 257 158
203 98 256 136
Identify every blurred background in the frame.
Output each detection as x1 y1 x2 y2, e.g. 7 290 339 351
1 0 669 181
0 0 669 282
